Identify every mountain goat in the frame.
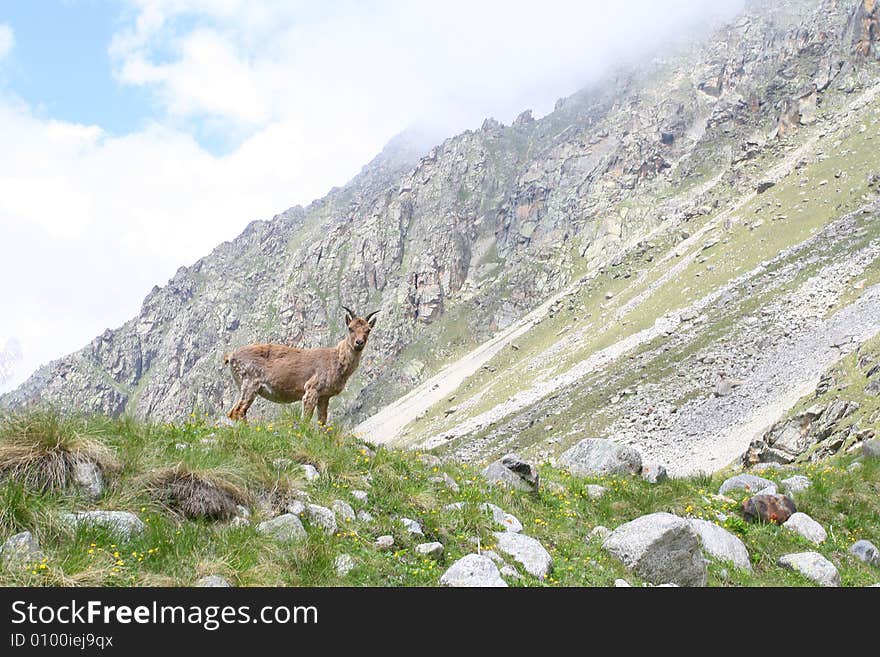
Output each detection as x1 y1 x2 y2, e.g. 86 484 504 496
224 307 378 424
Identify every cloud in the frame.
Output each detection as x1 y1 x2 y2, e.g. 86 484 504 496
1 1 744 393
0 23 14 62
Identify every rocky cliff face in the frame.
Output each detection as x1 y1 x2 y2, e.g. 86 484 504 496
3 0 878 435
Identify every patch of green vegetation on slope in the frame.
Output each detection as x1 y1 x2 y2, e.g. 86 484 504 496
1 411 878 587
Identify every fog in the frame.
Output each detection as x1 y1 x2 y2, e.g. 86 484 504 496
0 0 745 393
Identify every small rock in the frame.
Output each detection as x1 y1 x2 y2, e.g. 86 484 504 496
781 475 812 496
603 512 707 587
287 500 306 516
72 461 104 500
481 549 505 564
335 554 356 576
560 438 642 477
641 463 668 484
586 484 609 499
418 454 442 467
401 518 424 535
480 503 523 533
256 514 306 542
302 464 320 481
375 535 395 550
60 511 145 538
351 490 369 503
719 473 775 496
331 500 356 523
687 519 751 571
499 565 522 580
492 532 552 579
614 579 631 587
481 453 539 492
848 461 864 472
588 526 612 542
415 542 445 559
863 439 880 459
357 510 374 522
428 473 460 492
443 502 466 511
778 552 840 587
305 504 337 535
0 531 44 571
849 540 880 567
757 180 775 193
440 554 507 587
742 494 796 524
228 516 249 528
783 513 827 544
195 575 231 587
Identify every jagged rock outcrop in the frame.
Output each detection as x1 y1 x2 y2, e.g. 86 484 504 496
3 0 878 431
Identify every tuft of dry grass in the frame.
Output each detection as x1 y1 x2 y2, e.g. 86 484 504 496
0 411 117 493
145 465 248 520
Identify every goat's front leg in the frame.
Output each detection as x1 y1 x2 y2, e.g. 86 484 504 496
302 384 319 422
229 379 260 421
317 397 329 425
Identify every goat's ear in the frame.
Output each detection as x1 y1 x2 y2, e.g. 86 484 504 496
366 310 380 328
344 312 354 327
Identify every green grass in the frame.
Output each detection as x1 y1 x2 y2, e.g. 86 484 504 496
1 410 877 587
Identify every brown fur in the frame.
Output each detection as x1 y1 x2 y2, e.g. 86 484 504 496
225 308 378 424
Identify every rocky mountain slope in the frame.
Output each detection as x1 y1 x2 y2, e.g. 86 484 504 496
4 1 880 479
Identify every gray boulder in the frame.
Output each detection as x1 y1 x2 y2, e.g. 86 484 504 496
72 461 104 500
778 552 840 586
492 532 552 579
440 554 507 587
586 485 609 499
480 503 523 533
603 512 707 587
305 504 337 535
687 519 751 571
781 475 812 496
331 500 356 523
719 473 775 496
482 453 539 492
863 439 880 459
641 463 668 484
60 511 145 538
415 542 445 559
560 438 642 477
257 513 307 542
783 512 827 545
1 531 44 571
302 464 320 481
849 540 880 567
375 535 394 550
195 575 231 587
401 518 424 535
335 554 356 576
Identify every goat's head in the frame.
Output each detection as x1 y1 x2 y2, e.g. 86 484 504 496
342 306 379 352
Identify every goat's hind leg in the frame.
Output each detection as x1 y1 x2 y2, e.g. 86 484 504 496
229 379 260 422
317 397 329 425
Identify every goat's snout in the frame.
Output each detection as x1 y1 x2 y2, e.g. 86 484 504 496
354 338 365 349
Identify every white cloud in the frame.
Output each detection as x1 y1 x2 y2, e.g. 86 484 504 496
0 23 14 61
1 1 744 393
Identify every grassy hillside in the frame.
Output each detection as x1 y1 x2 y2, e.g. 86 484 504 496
0 411 878 587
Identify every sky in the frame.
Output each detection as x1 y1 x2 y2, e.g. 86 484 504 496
0 0 744 393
